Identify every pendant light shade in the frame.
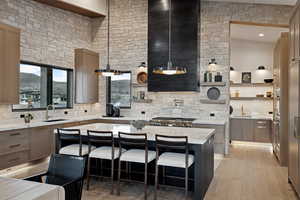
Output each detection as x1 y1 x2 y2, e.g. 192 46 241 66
257 65 266 70
95 0 121 77
153 0 187 76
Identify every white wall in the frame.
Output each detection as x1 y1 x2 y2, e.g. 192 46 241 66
230 39 274 117
230 39 273 83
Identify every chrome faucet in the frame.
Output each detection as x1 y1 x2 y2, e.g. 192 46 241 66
45 104 55 121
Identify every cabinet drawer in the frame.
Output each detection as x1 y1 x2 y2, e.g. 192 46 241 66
0 130 29 155
0 151 29 170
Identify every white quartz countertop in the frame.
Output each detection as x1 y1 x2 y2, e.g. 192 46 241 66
0 115 225 133
230 115 273 120
66 123 215 145
0 177 65 200
192 119 226 125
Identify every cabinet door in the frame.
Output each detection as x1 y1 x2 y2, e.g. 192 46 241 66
75 49 99 104
0 23 20 104
254 120 271 143
295 10 300 60
290 15 296 62
230 119 243 141
29 127 54 161
242 119 254 141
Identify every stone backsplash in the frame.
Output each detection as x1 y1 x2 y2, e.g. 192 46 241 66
0 0 293 153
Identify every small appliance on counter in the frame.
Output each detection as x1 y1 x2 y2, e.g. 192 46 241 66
104 103 121 117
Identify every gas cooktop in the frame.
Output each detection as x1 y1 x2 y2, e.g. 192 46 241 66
150 117 196 127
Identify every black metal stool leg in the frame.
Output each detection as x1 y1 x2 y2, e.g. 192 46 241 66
144 162 148 200
111 159 114 194
162 166 166 185
86 157 91 190
117 159 121 196
185 167 188 198
154 164 159 200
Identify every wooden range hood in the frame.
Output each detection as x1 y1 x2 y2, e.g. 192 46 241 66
33 0 106 17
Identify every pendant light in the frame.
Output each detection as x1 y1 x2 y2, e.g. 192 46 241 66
95 0 121 77
152 0 187 76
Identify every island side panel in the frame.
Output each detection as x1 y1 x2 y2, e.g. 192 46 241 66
193 134 214 200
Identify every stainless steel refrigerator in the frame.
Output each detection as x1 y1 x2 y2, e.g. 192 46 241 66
289 60 300 195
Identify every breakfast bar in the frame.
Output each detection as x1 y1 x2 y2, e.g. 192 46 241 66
57 123 215 200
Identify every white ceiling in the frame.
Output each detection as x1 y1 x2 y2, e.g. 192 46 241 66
204 0 297 6
231 24 289 43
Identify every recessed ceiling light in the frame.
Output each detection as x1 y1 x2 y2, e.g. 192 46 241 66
259 33 265 37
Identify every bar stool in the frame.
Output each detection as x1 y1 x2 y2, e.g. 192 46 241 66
117 132 156 200
154 135 194 200
57 128 95 157
86 130 126 194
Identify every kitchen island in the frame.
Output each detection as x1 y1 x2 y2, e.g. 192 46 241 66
58 123 215 200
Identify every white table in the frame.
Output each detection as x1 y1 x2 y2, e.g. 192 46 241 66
0 177 65 200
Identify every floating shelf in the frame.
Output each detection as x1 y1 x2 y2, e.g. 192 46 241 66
133 99 153 103
200 99 226 104
230 97 273 101
230 83 273 87
132 83 147 88
201 82 226 87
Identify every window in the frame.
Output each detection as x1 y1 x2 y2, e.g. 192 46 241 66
13 61 73 111
109 72 131 108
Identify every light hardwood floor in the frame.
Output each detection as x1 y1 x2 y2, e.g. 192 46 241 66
1 144 298 200
205 144 298 200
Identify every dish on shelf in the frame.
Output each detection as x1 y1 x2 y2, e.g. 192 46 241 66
207 87 221 100
264 79 274 83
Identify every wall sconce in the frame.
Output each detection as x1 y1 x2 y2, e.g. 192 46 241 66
257 65 266 70
137 62 147 69
208 58 217 72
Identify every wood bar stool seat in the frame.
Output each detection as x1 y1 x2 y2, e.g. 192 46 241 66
154 135 194 200
86 130 120 194
90 146 126 160
120 149 156 163
157 152 194 168
117 132 155 200
57 128 95 157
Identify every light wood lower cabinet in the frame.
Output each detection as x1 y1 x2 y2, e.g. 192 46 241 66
0 127 55 170
230 118 271 143
29 127 54 161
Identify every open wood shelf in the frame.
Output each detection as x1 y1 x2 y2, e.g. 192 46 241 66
230 83 273 87
133 99 153 103
201 82 226 87
200 99 226 104
230 97 273 101
132 83 147 88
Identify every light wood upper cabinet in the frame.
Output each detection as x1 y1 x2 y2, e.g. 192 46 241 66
0 23 20 104
33 0 106 17
75 49 99 104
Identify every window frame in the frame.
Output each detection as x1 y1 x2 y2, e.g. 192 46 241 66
109 71 132 109
12 61 73 112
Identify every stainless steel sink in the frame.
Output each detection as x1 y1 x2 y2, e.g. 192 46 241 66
43 119 67 122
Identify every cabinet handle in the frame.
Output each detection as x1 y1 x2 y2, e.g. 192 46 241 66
8 157 20 163
257 126 267 129
257 121 267 124
10 133 21 136
9 144 21 149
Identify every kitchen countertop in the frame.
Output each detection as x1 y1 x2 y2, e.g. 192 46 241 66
65 123 215 145
0 177 65 200
230 115 273 120
0 115 226 133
